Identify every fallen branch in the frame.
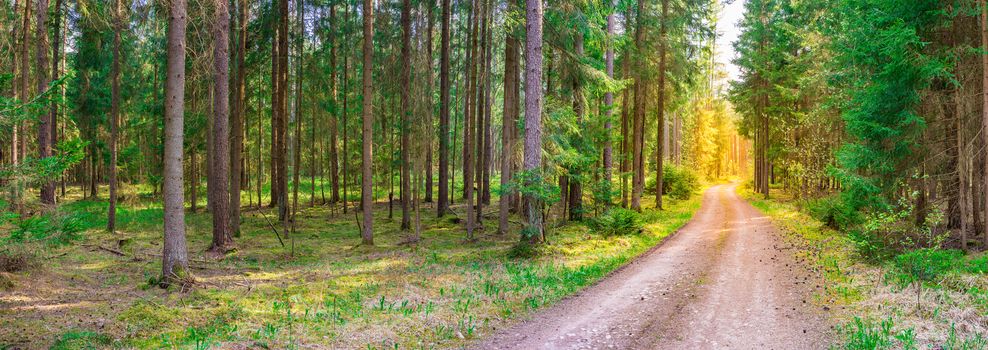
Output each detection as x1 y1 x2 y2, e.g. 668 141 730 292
257 210 286 248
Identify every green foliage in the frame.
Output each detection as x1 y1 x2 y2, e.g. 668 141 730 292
805 194 858 230
587 207 643 236
5 209 88 247
50 330 113 350
891 249 963 288
838 317 916 350
829 0 951 215
661 165 699 200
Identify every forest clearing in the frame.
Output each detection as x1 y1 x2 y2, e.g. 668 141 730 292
3 0 988 348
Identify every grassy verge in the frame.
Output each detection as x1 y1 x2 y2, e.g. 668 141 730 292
1 186 702 349
739 187 988 349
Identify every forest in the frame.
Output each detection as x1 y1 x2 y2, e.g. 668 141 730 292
1 0 987 348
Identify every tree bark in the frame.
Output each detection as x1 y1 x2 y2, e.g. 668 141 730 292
631 0 646 212
108 0 121 228
437 0 451 217
523 0 543 243
654 0 668 210
37 0 54 205
360 0 374 245
981 0 988 248
425 1 435 204
568 29 584 221
208 0 233 253
162 0 190 286
603 0 615 197
499 32 519 235
400 0 412 230
463 0 478 239
230 0 247 236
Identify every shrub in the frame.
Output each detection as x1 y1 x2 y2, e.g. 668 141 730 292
587 207 642 236
645 165 698 200
6 209 86 246
806 195 858 230
892 248 963 310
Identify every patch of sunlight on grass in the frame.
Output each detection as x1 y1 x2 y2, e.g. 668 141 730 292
5 185 707 349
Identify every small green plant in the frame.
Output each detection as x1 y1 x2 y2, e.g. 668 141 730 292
49 330 112 350
839 317 916 350
892 248 962 311
587 207 642 236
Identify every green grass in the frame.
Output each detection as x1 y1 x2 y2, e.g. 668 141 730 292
0 184 702 349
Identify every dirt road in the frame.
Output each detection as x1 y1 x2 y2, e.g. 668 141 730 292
474 184 830 349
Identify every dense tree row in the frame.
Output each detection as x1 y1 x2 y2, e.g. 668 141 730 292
0 0 741 285
730 0 988 252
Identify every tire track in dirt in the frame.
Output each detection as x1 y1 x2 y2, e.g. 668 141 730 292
472 184 829 349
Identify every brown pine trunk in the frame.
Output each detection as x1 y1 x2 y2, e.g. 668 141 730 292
523 0 543 242
162 0 190 286
360 0 374 245
270 10 281 209
37 0 54 205
108 0 121 229
230 0 247 236
630 0 646 212
425 1 435 204
53 0 64 199
329 3 340 204
208 0 233 253
463 0 478 239
981 0 988 248
400 0 412 230
481 0 493 207
437 0 451 217
654 0 668 210
568 29 584 221
276 0 289 224
499 32 519 235
342 1 351 214
602 0 616 194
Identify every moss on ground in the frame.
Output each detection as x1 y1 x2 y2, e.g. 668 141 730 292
0 184 703 349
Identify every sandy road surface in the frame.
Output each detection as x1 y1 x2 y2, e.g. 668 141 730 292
473 184 830 350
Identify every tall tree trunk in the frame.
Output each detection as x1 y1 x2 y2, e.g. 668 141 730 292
481 0 493 206
620 14 631 209
654 0 668 210
499 32 519 235
568 29 584 221
360 0 374 245
291 0 303 224
981 0 988 248
11 0 21 169
37 0 54 205
602 0 615 198
425 1 435 204
523 0 543 243
437 0 451 217
270 9 282 209
108 0 121 229
162 0 190 286
230 0 247 236
208 0 233 253
463 0 477 239
630 0 646 212
342 1 351 214
400 0 412 230
328 3 340 204
277 0 289 224
52 0 64 200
